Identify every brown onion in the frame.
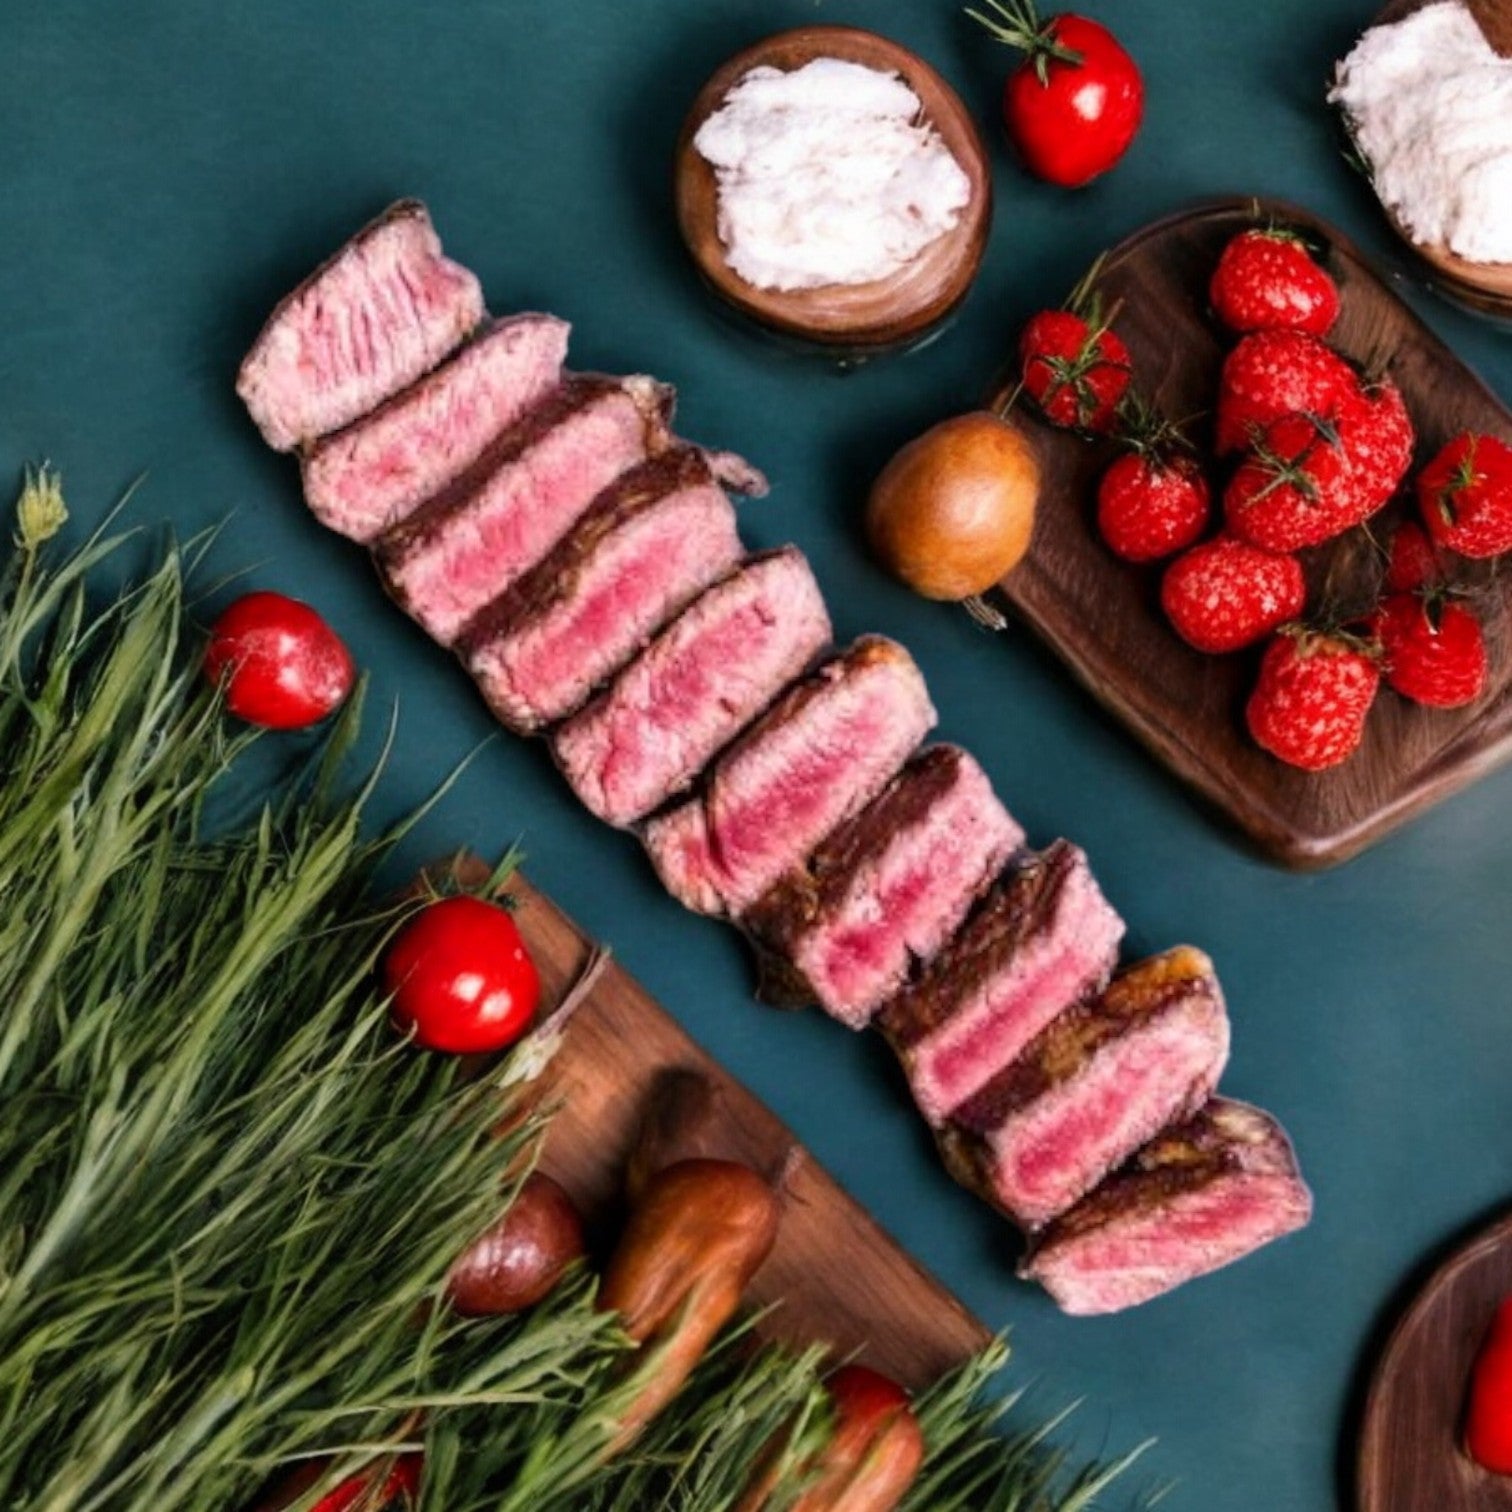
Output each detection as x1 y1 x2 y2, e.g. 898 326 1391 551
447 1171 585 1316
865 411 1039 600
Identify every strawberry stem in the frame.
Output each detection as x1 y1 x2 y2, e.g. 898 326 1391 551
966 0 1084 82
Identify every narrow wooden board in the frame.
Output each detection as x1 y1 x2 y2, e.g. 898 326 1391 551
1358 1211 1512 1511
506 874 991 1390
996 198 1512 870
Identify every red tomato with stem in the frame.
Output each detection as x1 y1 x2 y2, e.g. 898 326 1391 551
383 896 540 1055
970 0 1143 186
204 591 354 729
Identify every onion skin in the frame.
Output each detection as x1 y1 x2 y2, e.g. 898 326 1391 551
447 1171 585 1316
866 411 1039 600
598 1158 781 1450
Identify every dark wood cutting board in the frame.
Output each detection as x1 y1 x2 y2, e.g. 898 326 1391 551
501 873 991 1389
1358 1211 1512 1511
995 198 1512 869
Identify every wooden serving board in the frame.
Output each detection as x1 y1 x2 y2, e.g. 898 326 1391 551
506 873 990 1390
1358 1211 1512 1511
995 198 1512 869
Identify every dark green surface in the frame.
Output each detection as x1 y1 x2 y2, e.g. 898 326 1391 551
4 1 1510 1505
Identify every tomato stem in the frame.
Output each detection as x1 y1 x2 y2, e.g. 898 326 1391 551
965 0 1084 80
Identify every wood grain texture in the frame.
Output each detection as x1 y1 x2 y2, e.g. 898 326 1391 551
1352 0 1512 316
1357 1211 1512 1511
994 198 1512 869
674 25 992 355
502 872 990 1389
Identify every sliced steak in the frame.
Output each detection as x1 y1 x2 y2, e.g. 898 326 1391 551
552 548 831 827
939 947 1230 1227
745 747 1023 1029
459 449 742 733
238 200 485 452
1021 1097 1313 1315
878 842 1124 1126
301 313 569 541
643 637 936 917
377 376 670 644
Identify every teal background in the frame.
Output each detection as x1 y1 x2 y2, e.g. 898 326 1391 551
3 2 1510 1506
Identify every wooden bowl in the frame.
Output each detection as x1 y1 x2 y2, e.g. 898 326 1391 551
1357 1210 1512 1510
674 26 992 358
1349 0 1512 320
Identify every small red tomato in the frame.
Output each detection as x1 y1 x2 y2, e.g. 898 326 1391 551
383 896 540 1054
972 0 1143 187
1468 1297 1512 1474
283 1454 421 1512
204 591 354 729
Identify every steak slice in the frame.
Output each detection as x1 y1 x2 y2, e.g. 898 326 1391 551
301 313 570 542
377 376 670 644
745 747 1023 1029
939 947 1230 1227
1021 1097 1312 1315
459 449 742 733
878 842 1124 1126
552 548 831 827
238 200 485 452
643 637 936 917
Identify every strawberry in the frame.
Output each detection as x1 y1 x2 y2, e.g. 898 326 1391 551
1097 451 1210 562
1245 628 1380 771
1161 534 1306 654
1214 329 1357 454
1335 376 1414 516
1371 592 1488 708
1418 432 1512 559
1224 411 1357 551
1384 520 1443 593
1019 308 1131 434
1095 400 1210 562
1210 228 1340 338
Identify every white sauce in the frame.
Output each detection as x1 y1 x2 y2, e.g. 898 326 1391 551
692 57 973 293
1330 0 1512 265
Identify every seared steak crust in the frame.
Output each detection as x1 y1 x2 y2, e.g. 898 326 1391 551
643 636 936 917
552 548 832 827
301 312 569 542
746 746 1022 1026
1021 1097 1313 1315
458 448 742 732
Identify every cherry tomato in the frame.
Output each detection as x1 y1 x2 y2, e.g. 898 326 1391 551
1467 1296 1512 1474
204 591 354 729
382 896 540 1055
972 1 1143 187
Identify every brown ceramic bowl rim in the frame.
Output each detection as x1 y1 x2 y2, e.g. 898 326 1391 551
674 25 993 348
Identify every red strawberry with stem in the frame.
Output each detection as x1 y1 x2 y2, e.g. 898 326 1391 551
1383 520 1443 594
1418 432 1512 559
1210 226 1340 337
1336 375 1414 517
1215 329 1357 455
1161 533 1306 654
1246 627 1380 771
1224 410 1357 551
1371 591 1487 708
1095 399 1210 562
1019 261 1131 433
